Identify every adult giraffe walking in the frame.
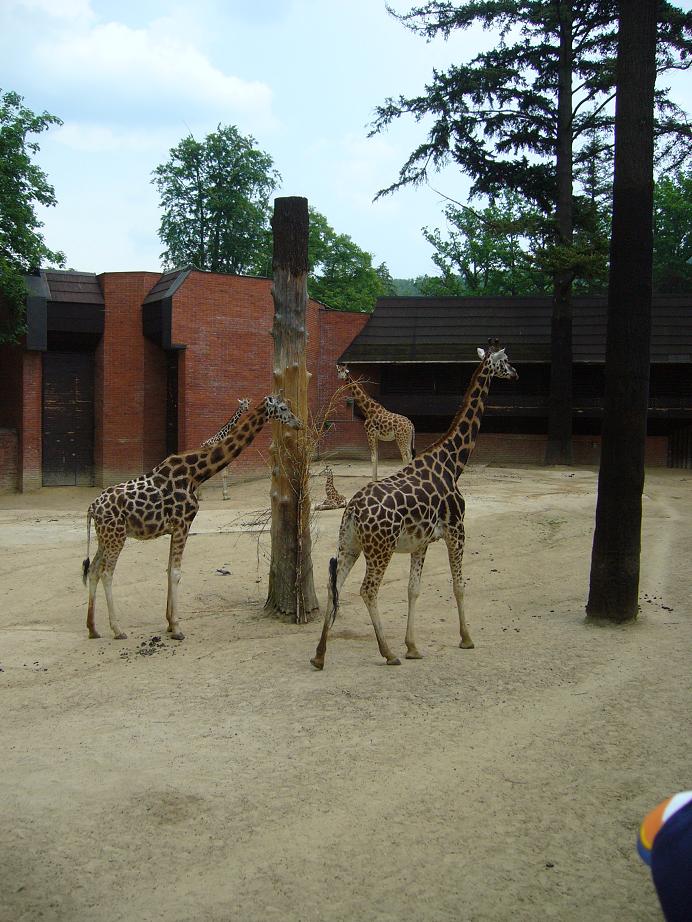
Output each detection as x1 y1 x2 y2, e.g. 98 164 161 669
311 340 518 669
83 396 301 642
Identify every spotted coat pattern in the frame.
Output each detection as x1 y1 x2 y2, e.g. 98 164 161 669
312 341 518 669
83 396 302 642
337 364 415 481
315 467 348 510
198 397 250 500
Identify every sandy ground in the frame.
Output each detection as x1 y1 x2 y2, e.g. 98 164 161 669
0 459 690 922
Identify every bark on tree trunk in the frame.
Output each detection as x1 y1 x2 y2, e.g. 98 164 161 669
586 0 657 622
545 2 574 466
265 196 320 622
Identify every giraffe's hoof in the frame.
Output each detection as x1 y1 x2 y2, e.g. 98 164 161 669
405 649 423 660
310 657 324 671
88 631 101 639
170 631 185 641
386 657 401 666
459 640 475 650
114 632 128 640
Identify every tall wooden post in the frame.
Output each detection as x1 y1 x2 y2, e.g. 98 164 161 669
264 196 320 622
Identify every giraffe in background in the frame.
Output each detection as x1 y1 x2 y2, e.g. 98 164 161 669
83 396 301 642
312 341 518 670
336 364 415 481
198 397 250 500
315 467 348 510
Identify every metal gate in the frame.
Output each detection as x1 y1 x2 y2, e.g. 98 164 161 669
42 351 95 486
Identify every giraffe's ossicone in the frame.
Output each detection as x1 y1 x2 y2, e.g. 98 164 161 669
312 339 518 670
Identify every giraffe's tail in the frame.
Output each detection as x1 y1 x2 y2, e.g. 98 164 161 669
411 427 417 459
328 556 339 626
82 508 92 585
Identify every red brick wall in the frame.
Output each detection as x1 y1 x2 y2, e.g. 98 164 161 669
142 339 168 472
0 428 18 493
170 271 324 477
96 272 161 485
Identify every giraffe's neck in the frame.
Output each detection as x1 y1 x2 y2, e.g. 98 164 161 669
345 375 381 419
203 405 245 446
422 361 493 480
192 403 269 486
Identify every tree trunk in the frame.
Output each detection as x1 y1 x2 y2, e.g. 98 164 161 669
265 196 320 622
586 0 657 622
545 3 574 466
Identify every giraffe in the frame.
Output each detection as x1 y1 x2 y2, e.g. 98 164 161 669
311 340 518 670
83 395 301 642
336 364 415 482
315 467 348 510
198 397 250 500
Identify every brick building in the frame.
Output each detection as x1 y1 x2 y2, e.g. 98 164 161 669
2 276 690 495
0 268 367 493
337 295 692 468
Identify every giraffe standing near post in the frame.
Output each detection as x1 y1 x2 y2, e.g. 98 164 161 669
315 467 348 510
198 397 250 500
311 340 518 670
83 395 301 642
337 364 415 481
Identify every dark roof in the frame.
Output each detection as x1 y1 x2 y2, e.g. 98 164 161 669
339 295 692 364
143 268 191 304
43 269 104 304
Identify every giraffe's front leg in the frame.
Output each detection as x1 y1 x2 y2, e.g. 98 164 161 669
367 431 379 482
445 526 474 649
405 547 428 659
221 470 230 501
166 529 189 641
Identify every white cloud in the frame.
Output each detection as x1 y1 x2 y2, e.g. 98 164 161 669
51 122 165 153
13 0 94 18
31 17 275 128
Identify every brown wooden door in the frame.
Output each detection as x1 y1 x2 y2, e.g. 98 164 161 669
42 351 95 486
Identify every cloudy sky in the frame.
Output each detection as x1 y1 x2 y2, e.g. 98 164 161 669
2 1 690 280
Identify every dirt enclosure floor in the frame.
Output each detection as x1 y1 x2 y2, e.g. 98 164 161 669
1 460 690 922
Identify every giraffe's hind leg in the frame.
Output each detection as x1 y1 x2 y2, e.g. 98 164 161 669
405 547 428 659
86 547 104 638
100 535 128 640
361 550 399 665
311 545 361 669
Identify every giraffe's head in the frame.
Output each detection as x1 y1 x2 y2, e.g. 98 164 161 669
264 395 303 429
477 339 518 380
238 397 251 413
336 364 349 380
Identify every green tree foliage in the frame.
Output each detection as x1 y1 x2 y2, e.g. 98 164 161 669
306 208 393 312
420 191 551 295
0 90 64 343
653 170 692 292
152 125 280 275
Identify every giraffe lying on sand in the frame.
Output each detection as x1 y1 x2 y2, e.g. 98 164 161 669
311 340 518 670
198 397 250 500
337 364 415 481
83 395 301 642
315 467 348 510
